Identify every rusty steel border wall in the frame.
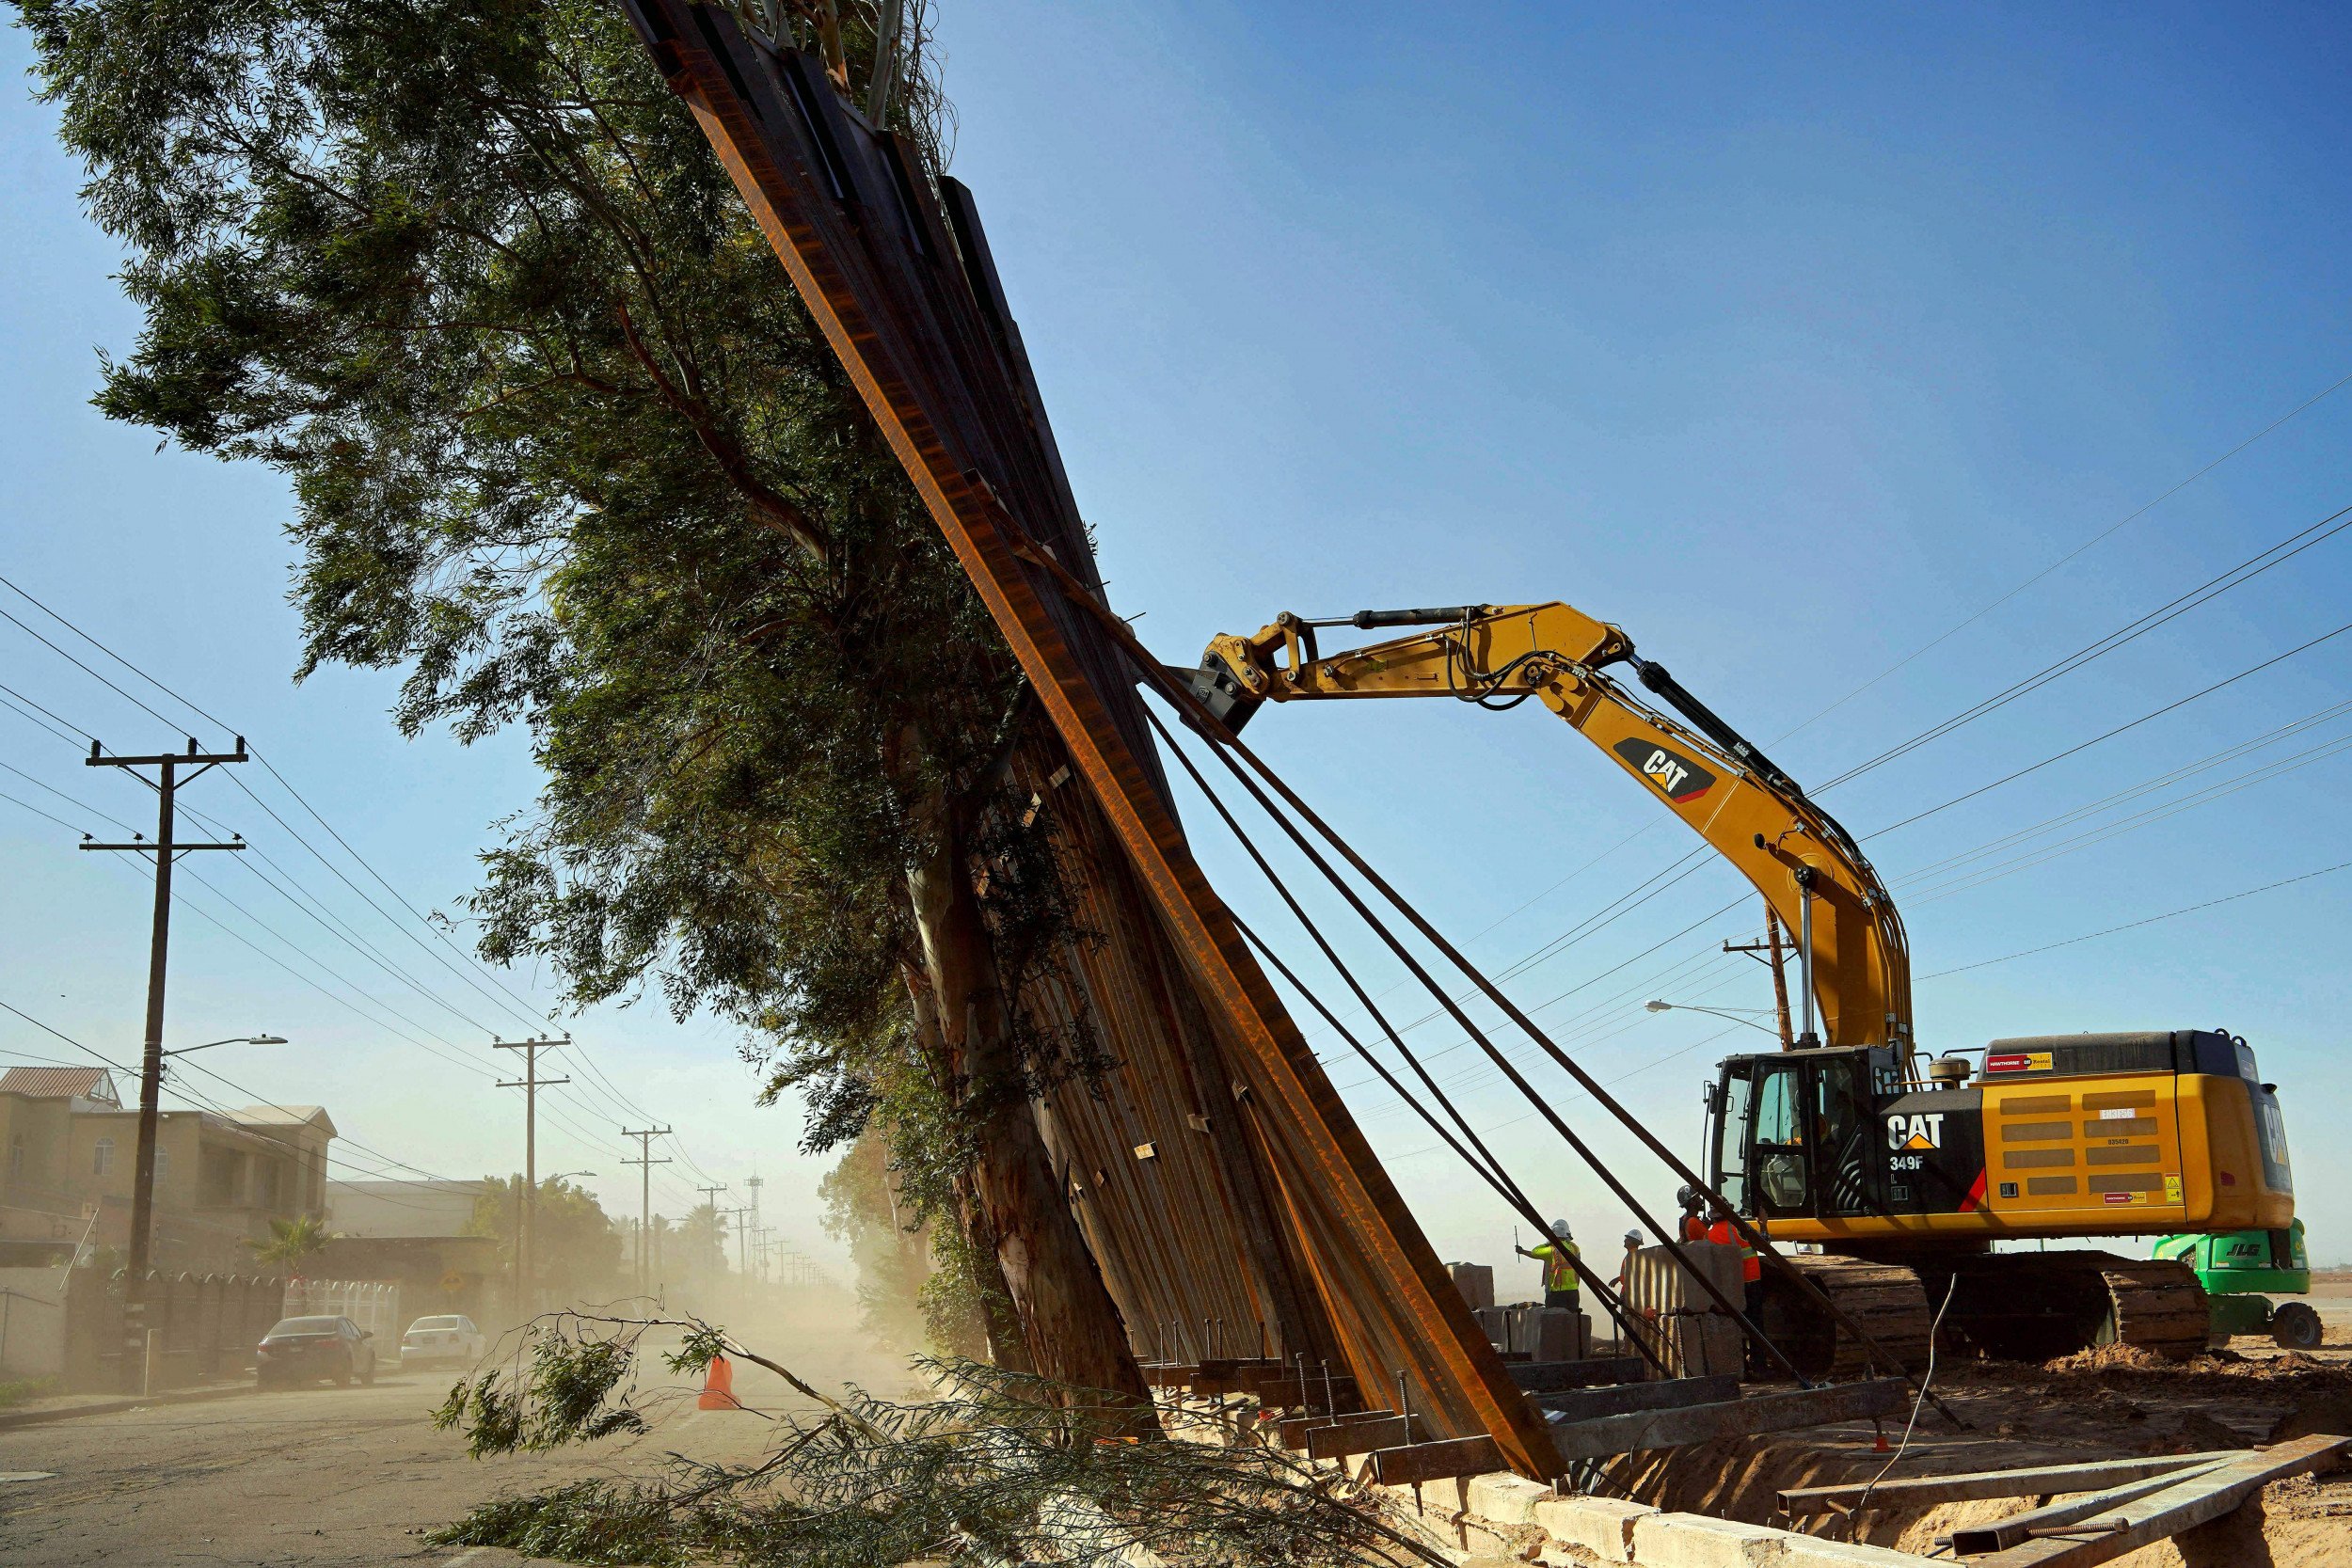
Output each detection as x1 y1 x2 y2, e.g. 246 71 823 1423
616 2 1559 1474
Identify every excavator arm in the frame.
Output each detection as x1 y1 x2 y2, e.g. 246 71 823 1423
1194 603 1913 1051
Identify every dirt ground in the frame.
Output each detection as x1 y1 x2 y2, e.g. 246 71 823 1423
1616 1310 2352 1566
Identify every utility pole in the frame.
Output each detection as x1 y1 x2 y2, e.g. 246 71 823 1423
695 1183 728 1280
493 1037 569 1314
743 1173 763 1282
81 736 246 1390
1724 903 1797 1049
721 1207 751 1278
620 1125 673 1295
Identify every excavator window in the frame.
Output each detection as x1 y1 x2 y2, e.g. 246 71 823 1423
1752 1064 1810 1214
1816 1057 1875 1217
1712 1069 1753 1211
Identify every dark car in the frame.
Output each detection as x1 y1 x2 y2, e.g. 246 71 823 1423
255 1315 377 1387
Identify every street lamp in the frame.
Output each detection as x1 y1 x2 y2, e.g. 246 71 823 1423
161 1033 288 1059
1645 999 1781 1037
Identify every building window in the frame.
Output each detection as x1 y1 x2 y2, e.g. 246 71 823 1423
153 1148 169 1182
92 1137 115 1177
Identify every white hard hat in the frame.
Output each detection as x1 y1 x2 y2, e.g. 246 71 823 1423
1551 1218 1573 1237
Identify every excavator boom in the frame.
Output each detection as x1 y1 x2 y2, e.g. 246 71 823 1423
1199 603 1914 1050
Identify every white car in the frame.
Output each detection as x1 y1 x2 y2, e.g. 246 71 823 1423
398 1313 487 1369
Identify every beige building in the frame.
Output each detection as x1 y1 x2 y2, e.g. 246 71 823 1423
0 1068 337 1272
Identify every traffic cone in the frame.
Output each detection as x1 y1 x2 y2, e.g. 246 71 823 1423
697 1353 739 1410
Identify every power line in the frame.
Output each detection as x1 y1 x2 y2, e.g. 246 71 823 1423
1919 857 2352 980
1901 734 2352 907
1867 616 2352 837
1775 365 2352 744
0 574 695 1154
1891 697 2352 882
0 682 90 746
0 789 90 835
1820 500 2352 791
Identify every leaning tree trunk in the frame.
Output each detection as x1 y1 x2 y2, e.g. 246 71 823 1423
900 962 1035 1373
905 798 1151 1406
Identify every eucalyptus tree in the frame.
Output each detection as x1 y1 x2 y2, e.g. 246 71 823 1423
21 0 1141 1397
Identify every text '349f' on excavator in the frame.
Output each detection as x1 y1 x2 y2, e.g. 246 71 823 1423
1193 603 2296 1373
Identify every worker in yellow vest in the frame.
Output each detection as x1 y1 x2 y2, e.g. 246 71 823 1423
1517 1218 1581 1312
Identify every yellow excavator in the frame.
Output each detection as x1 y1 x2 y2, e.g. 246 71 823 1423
1193 603 2296 1370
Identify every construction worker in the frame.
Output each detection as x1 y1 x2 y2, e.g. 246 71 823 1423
1516 1218 1581 1312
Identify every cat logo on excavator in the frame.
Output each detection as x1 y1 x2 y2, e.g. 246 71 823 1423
1612 738 1717 803
1887 1112 1946 1150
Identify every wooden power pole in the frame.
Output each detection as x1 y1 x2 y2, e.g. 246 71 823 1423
493 1037 568 1314
80 736 246 1390
620 1125 673 1295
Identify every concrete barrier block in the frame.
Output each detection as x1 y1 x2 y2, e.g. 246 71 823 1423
1463 1471 1551 1528
1628 1512 1791 1568
1774 1536 1933 1568
1533 1495 1656 1561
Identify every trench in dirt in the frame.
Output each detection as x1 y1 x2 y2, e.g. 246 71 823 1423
1607 1344 2352 1565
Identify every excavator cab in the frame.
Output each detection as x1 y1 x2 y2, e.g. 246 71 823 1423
1707 1048 1912 1225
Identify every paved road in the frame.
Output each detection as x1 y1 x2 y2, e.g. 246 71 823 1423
0 1311 909 1566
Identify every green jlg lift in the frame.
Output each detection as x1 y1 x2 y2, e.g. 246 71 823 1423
2153 1221 2319 1350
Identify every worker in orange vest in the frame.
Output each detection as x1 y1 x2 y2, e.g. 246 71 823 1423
1677 1186 1762 1296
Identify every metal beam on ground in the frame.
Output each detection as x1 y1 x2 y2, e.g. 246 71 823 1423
1947 1459 2234 1555
1529 1373 1740 1423
1778 1450 2241 1517
1507 1357 1649 1393
1547 1379 1909 1465
1966 1435 2348 1568
1368 1435 1507 1487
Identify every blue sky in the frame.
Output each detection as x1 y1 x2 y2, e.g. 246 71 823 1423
3 3 2347 1282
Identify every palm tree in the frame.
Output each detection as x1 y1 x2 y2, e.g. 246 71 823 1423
244 1214 331 1274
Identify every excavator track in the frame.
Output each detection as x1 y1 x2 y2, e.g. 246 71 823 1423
1761 1256 1934 1378
2092 1259 2214 1358
1930 1251 2212 1363
1756 1252 2211 1372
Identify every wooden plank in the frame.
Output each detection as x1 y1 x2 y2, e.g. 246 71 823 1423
1368 1435 1507 1487
1780 1450 2240 1517
1549 1379 1908 1465
1971 1435 2350 1568
1532 1374 1738 1424
1143 1364 1197 1388
1949 1459 2233 1554
1505 1357 1647 1394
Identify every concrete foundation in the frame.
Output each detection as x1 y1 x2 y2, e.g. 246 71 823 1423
1375 1469 1939 1566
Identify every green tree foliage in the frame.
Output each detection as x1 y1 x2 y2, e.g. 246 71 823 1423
19 0 1135 1389
818 1120 985 1357
242 1212 330 1271
469 1174 625 1304
430 1311 1452 1568
669 1201 731 1282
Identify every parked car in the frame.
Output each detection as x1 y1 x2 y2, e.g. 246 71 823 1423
398 1313 487 1369
255 1315 376 1387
